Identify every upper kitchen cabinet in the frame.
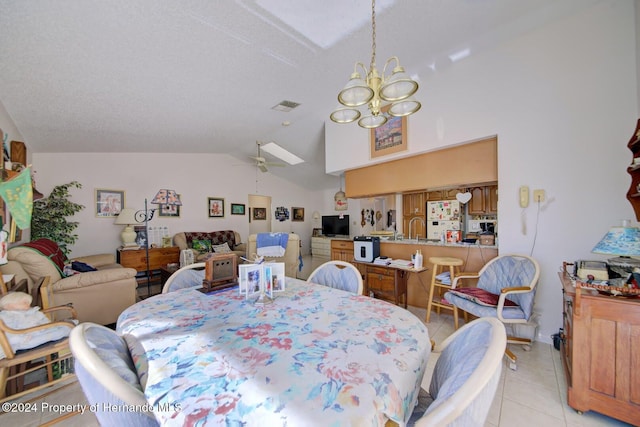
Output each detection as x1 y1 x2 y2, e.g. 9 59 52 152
403 192 425 216
468 185 498 216
426 188 464 201
626 118 640 220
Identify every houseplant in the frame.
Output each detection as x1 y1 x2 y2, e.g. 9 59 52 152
31 181 84 256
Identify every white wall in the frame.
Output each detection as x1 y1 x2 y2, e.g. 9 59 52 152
326 1 639 343
32 152 325 257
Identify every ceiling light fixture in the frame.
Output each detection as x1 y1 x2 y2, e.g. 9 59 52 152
330 0 421 129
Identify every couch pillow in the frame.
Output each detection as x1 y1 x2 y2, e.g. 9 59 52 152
212 242 232 253
191 239 212 253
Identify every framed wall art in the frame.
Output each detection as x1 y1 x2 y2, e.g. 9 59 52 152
370 106 407 159
231 203 245 215
208 197 225 218
159 203 180 217
253 207 266 220
292 207 305 222
95 189 124 217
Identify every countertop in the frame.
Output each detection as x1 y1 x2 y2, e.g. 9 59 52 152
319 235 497 249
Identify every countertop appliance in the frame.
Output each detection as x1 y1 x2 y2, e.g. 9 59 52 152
354 236 380 262
426 200 461 240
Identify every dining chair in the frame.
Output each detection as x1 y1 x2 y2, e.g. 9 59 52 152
410 317 506 427
69 322 159 426
161 262 206 293
0 299 77 401
443 254 540 370
306 260 364 295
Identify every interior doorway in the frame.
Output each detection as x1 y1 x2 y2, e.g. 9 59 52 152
249 194 271 235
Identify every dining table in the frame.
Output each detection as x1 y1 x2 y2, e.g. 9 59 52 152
116 277 430 426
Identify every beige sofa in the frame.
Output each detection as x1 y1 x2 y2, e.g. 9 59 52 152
1 242 137 325
173 231 246 261
247 233 301 278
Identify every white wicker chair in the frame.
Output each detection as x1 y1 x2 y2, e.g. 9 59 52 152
307 260 364 295
411 317 506 427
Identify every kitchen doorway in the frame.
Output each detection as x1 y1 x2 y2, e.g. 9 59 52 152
249 194 271 235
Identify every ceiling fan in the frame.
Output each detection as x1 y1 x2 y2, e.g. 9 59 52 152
250 141 285 173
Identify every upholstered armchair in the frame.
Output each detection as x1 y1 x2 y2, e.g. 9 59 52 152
0 239 137 325
247 233 300 278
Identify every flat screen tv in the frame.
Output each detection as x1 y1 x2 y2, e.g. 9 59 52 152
321 215 349 237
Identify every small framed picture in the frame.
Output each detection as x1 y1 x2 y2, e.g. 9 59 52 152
159 203 180 217
231 203 245 215
292 207 304 222
208 197 225 218
253 207 266 220
239 263 263 298
95 189 125 217
268 262 286 293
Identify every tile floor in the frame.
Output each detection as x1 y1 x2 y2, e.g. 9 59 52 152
1 255 632 426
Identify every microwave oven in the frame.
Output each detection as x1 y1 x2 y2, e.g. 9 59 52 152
468 220 496 233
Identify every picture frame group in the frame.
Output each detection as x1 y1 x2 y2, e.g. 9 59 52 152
238 262 285 299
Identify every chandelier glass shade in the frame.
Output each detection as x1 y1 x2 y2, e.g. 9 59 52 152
330 0 421 129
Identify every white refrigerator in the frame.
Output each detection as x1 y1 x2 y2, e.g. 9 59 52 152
426 200 461 240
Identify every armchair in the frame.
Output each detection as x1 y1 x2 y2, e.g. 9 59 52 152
1 239 138 325
444 254 540 370
247 233 301 278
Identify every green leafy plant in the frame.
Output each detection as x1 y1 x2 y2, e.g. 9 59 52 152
31 181 84 256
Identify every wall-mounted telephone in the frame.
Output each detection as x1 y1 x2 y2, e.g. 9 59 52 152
519 186 529 208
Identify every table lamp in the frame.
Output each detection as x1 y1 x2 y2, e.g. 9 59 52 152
592 225 640 276
114 208 138 247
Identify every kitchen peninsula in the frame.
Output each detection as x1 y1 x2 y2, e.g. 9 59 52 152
326 236 498 308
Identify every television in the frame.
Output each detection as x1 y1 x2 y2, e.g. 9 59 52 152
321 215 350 237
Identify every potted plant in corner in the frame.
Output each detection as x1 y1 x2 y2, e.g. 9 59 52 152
31 181 84 257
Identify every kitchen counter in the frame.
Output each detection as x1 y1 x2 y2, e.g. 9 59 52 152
329 237 499 309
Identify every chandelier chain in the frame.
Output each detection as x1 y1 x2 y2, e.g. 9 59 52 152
370 0 376 72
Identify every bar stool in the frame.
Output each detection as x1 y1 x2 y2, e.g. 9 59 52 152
426 256 463 328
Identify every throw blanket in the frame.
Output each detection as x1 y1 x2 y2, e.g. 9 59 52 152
256 233 289 257
21 239 67 274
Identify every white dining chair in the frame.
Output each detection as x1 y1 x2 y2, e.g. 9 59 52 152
410 317 506 427
69 322 158 426
306 260 364 295
161 262 206 293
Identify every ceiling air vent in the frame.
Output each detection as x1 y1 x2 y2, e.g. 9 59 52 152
272 100 300 112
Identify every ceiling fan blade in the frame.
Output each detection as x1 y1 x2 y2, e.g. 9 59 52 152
265 162 285 167
258 164 268 173
250 156 266 162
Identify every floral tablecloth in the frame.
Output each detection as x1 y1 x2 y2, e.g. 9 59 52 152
116 278 429 426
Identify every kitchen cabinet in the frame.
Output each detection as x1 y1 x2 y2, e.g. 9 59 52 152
425 188 462 201
558 269 640 425
330 240 354 262
468 185 498 215
311 237 331 258
626 118 640 220
402 192 426 238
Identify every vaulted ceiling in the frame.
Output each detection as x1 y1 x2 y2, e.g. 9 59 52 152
0 0 594 190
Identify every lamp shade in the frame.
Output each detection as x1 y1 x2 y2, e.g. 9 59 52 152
592 226 640 256
151 189 182 206
114 208 137 225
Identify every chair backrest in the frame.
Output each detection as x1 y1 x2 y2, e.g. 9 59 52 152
416 317 506 427
69 322 158 426
307 261 364 295
476 254 540 319
162 262 206 293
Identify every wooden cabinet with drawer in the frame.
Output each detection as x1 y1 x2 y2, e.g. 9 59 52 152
362 265 408 308
330 240 354 262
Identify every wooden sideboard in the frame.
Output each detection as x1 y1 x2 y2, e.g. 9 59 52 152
118 246 180 292
558 271 640 424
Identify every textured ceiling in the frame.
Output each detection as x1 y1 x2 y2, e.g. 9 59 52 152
0 0 593 190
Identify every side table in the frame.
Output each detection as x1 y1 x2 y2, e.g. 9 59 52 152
117 246 180 297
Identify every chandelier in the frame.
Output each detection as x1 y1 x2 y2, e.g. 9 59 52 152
330 0 421 129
